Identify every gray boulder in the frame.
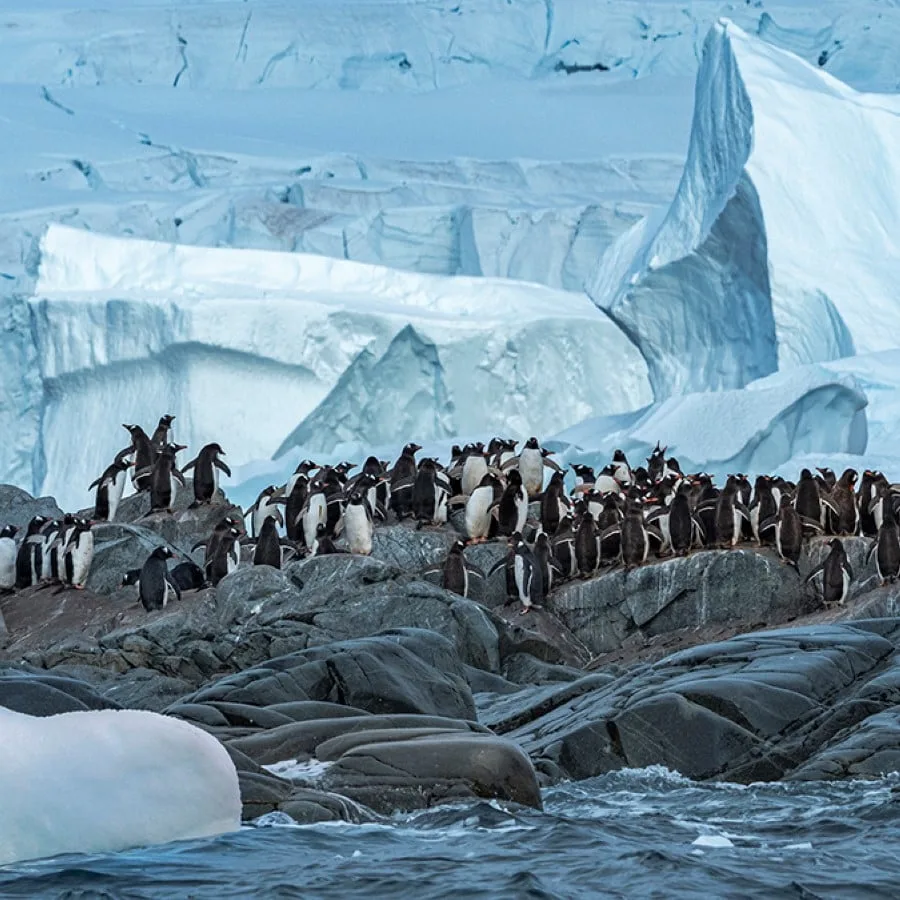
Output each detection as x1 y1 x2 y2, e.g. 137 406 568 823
0 666 121 715
0 485 63 530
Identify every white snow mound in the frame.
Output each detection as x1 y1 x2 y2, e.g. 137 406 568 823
33 225 650 509
0 706 241 866
588 18 900 399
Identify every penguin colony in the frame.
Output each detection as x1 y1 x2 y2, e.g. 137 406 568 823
1 419 898 616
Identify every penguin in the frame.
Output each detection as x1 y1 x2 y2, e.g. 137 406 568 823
694 474 719 547
182 443 231 506
595 494 623 564
343 490 375 555
816 467 837 491
760 494 808 571
252 515 293 568
461 443 489 497
150 414 176 455
589 465 623 497
794 468 836 535
868 497 900 585
435 539 484 599
309 522 345 557
284 460 319 544
301 480 330 550
517 437 560 499
15 515 49 588
495 469 528 537
750 475 778 545
551 515 578 580
245 485 286 537
139 546 181 611
602 499 663 570
858 470 887 537
575 510 599 577
89 449 134 522
646 442 667 484
710 478 750 549
46 514 79 583
60 517 94 590
122 424 156 492
571 464 595 493
464 473 501 543
805 538 853 606
193 514 244 581
512 536 543 612
122 557 206 593
352 456 389 521
667 480 702 556
540 470 571 535
0 524 17 591
207 527 242 586
389 442 422 519
532 531 559 602
611 449 633 488
413 458 449 527
830 468 859 535
148 443 187 513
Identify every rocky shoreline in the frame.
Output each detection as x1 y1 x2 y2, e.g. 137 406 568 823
3 483 900 824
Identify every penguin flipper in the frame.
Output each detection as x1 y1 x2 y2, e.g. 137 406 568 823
191 539 208 552
466 565 486 580
799 516 824 533
487 558 508 577
820 494 840 516
803 562 825 585
735 501 752 522
173 468 186 488
88 475 103 490
215 459 232 477
845 561 855 581
599 524 621 543
695 499 718 513
691 515 707 541
181 458 198 473
758 516 777 537
166 576 182 603
646 524 665 547
542 458 564 473
499 458 519 472
865 540 878 565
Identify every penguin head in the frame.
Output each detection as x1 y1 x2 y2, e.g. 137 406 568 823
507 469 523 487
157 414 176 428
206 443 226 456
800 468 813 481
525 437 539 450
114 447 135 466
347 491 365 505
120 569 141 587
450 539 466 554
315 523 328 538
403 443 422 456
0 524 17 539
150 546 177 561
297 459 320 474
612 449 628 464
839 468 858 487
335 461 358 475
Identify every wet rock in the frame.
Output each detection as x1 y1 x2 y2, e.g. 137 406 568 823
0 485 63 530
370 523 457 571
502 653 584 685
0 666 120 715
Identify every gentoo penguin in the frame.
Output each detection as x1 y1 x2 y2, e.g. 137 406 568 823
750 475 778 545
0 524 17 591
603 499 663 570
805 538 853 606
540 470 571 535
343 490 375 555
518 437 560 499
461 443 489 497
413 458 449 527
284 460 319 544
89 449 134 522
571 464 595 493
193 514 243 581
575 510 599 577
148 443 187 513
122 424 156 492
60 517 94 589
532 531 559 603
667 480 702 556
710 477 750 549
15 515 49 588
301 478 330 549
182 443 231 506
46 514 80 583
139 546 181 611
245 485 286 537
646 442 667 484
830 469 859 535
207 527 242 586
389 442 422 519
252 516 293 568
464 473 501 543
352 456 389 521
868 497 900 585
858 470 887 537
816 467 837 491
590 464 623 497
437 539 484 599
150 414 176 455
794 468 835 535
309 523 345 557
694 474 719 547
760 495 807 571
495 469 528 537
611 449 633 488
595 494 623 564
512 535 543 612
551 515 578 580
122 558 206 593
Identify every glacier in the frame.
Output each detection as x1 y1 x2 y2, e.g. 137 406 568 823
0 706 240 866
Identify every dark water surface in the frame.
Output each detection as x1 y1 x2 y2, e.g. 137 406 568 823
3 768 899 899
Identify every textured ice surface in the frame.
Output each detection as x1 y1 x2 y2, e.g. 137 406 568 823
0 706 240 866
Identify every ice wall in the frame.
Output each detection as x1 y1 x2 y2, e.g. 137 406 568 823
588 19 900 399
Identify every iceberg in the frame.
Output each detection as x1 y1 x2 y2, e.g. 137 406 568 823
32 225 651 510
588 19 900 399
0 707 240 866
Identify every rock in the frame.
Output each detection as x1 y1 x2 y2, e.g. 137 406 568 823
319 733 543 813
492 604 592 669
276 787 378 825
315 726 471 762
215 566 304 626
502 653 585 685
0 485 63 530
0 667 121 715
86 522 174 595
370 523 457 571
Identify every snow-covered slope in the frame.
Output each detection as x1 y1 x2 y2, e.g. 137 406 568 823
589 19 900 398
33 224 650 508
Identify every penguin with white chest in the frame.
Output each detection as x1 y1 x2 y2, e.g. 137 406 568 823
517 437 561 499
89 449 133 522
245 485 286 538
148 443 187 514
0 525 17 592
805 538 853 606
343 490 375 556
512 536 543 613
122 423 156 493
139 546 181 611
494 469 528 537
60 517 94 590
465 473 502 543
16 515 50 588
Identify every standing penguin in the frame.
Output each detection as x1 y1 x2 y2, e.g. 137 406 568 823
668 480 702 556
750 475 778 545
148 443 187 513
794 468 835 534
139 546 181 611
711 477 750 549
435 539 484 599
760 494 808 571
611 449 633 488
193 514 244 581
15 515 49 588
828 469 859 535
805 539 853 606
343 491 375 555
464 473 501 543
207 527 242 586
858 470 888 537
461 443 489 497
245 485 286 538
389 442 422 519
150 414 176 455
575 510 599 577
123 424 156 492
512 537 543 612
517 437 559 499
309 522 345 557
60 517 94 590
551 515 578 580
495 469 528 537
284 460 319 544
540 470 571 535
868 497 900 585
252 516 291 568
0 525 17 591
603 499 663 570
412 458 449 527
532 531 559 603
646 442 667 484
182 443 231 507
89 449 134 522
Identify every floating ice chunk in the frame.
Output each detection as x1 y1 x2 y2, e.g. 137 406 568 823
692 835 735 848
0 707 240 866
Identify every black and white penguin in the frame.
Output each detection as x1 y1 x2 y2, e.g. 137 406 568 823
571 464 595 493
343 490 375 555
182 443 231 506
711 477 750 549
207 527 242 586
794 468 835 535
148 443 187 513
438 539 484 599
461 443 489 497
805 538 853 606
412 458 449 527
518 437 560 499
830 469 859 535
465 473 501 543
575 510 598 577
193 514 244 581
122 557 206 593
603 499 663 570
749 475 778 545
89 449 134 522
760 494 807 571
858 470 887 537
139 546 181 611
252 515 293 568
611 449 633 488
122 424 156 492
869 497 900 585
495 469 528 537
595 495 623 564
512 536 543 612
284 460 319 544
0 524 17 591
389 442 422 519
15 515 49 588
245 485 286 537
667 480 701 556
694 474 719 547
60 517 94 589
646 442 667 484
309 523 345 557
540 470 571 536
352 456 389 521
150 414 176 455
532 531 559 602
551 515 578 580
